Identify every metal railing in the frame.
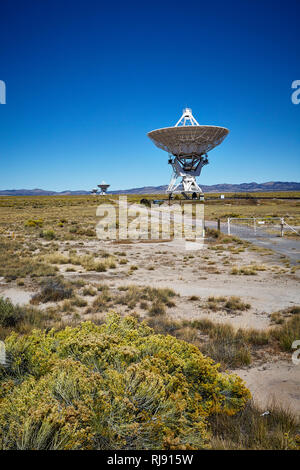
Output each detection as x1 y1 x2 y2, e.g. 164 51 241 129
227 217 286 238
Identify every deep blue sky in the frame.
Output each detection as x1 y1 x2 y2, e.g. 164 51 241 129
0 0 299 191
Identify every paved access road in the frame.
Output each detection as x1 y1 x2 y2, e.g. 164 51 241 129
205 220 300 264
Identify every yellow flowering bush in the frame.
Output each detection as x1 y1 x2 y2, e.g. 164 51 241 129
0 314 250 449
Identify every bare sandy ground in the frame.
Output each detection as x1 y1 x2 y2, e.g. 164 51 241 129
0 287 33 305
235 360 300 415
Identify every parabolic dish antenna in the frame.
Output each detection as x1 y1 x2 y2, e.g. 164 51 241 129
147 108 229 198
97 181 110 195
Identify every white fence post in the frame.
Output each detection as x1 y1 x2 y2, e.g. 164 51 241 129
227 218 230 235
280 218 284 237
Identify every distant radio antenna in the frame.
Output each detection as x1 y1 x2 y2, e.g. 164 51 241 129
97 181 110 195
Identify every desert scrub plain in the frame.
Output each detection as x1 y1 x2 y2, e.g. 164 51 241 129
0 194 299 450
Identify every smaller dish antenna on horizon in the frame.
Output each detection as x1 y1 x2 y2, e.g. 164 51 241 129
97 181 110 195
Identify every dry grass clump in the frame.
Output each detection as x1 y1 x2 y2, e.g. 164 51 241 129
209 400 299 450
201 338 251 369
90 285 176 315
31 279 73 304
205 228 249 250
117 285 176 309
226 246 245 254
71 296 88 308
92 288 112 312
205 228 225 240
270 315 300 352
270 312 285 325
206 296 226 311
148 301 166 317
73 227 96 237
144 286 176 306
270 306 300 324
129 265 138 272
146 316 271 369
43 253 70 264
61 299 75 313
204 296 251 314
82 286 97 296
146 315 182 335
198 323 252 368
45 252 117 272
189 295 200 301
69 278 86 288
40 250 119 273
115 286 141 309
193 311 300 356
146 307 300 368
190 319 269 349
146 316 250 368
139 301 148 310
231 264 267 275
224 296 251 312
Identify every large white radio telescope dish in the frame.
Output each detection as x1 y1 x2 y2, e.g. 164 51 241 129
147 108 229 198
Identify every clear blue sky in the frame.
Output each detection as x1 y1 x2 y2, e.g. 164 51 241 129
0 0 299 191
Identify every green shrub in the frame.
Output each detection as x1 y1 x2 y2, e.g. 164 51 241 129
0 298 22 327
0 297 58 337
0 315 250 450
40 230 56 240
140 198 151 207
25 219 43 228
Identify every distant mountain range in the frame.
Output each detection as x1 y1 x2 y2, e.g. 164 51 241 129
110 181 300 194
0 181 299 196
0 189 91 196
